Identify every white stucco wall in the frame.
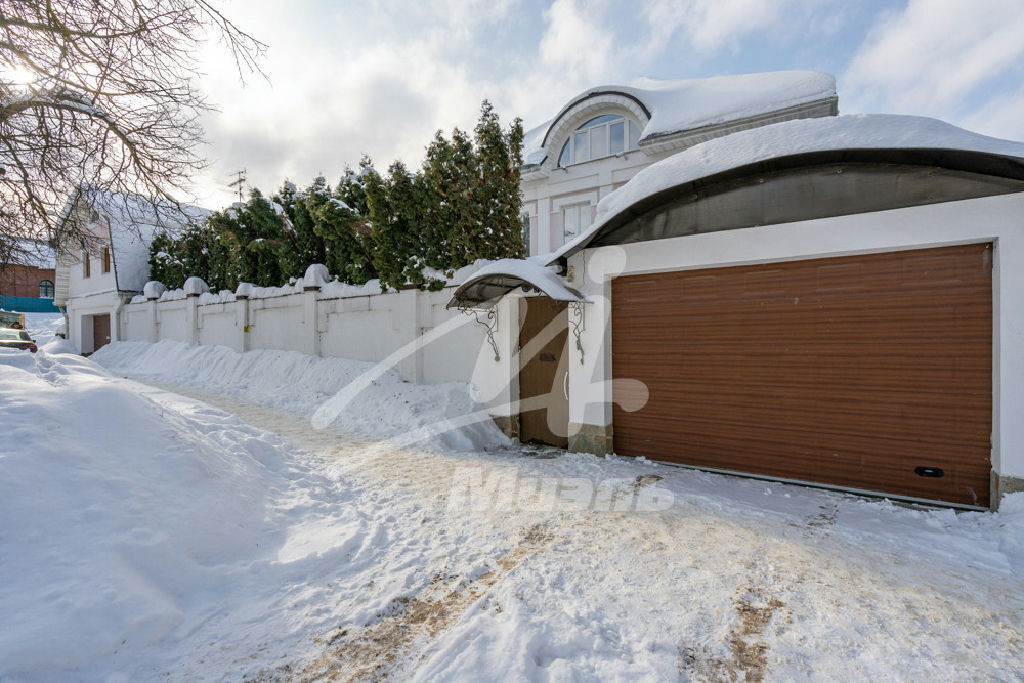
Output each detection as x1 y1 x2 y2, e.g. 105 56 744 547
113 284 510 395
569 192 1024 480
122 303 153 341
198 303 239 349
66 291 124 353
248 294 306 353
522 149 661 257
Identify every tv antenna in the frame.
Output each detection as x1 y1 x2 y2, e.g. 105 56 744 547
228 169 247 202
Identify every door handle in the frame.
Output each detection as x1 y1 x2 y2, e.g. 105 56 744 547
562 371 569 400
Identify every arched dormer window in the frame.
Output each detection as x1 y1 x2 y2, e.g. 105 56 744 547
39 280 54 298
558 114 642 167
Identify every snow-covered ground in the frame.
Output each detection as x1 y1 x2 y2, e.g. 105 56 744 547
2 343 1023 681
21 312 63 346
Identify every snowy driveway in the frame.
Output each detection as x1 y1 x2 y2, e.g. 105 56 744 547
121 384 1024 681
2 347 1023 680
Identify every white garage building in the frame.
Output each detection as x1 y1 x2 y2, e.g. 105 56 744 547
452 114 1024 510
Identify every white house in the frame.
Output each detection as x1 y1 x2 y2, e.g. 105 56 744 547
53 188 208 354
519 70 838 256
452 109 1024 511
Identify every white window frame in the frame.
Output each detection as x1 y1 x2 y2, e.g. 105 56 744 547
558 114 641 168
562 202 590 242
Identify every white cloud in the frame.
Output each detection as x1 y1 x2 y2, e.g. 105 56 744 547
538 0 614 83
960 86 1024 141
843 0 1024 116
638 0 803 59
189 1 510 208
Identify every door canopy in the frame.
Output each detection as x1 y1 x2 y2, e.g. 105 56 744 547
447 258 585 310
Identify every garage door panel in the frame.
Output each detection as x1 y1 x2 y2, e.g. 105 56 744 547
627 390 991 450
614 424 990 506
611 243 992 507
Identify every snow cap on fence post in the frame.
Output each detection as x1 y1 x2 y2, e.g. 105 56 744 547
143 281 167 301
235 282 254 300
303 264 330 292
183 277 210 298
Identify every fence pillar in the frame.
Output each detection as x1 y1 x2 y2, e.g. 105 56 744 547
183 277 208 346
148 299 159 342
301 265 329 357
236 283 253 353
143 281 166 343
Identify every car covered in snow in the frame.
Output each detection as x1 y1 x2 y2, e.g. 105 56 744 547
0 328 37 353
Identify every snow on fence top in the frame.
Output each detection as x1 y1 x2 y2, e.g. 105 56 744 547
129 259 499 306
550 113 1024 263
522 70 837 165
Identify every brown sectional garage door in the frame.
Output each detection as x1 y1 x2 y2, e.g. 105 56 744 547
611 243 992 507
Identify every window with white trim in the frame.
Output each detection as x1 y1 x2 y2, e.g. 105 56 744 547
562 203 590 241
558 114 642 167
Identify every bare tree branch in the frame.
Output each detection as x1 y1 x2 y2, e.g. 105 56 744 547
0 0 266 265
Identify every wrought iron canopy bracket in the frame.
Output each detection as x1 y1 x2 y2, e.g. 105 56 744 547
568 300 586 365
461 306 500 362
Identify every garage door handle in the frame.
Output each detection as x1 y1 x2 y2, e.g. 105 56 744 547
562 371 569 400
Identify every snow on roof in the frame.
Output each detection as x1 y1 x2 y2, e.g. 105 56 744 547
523 70 837 165
80 189 211 293
8 239 56 269
550 113 1024 263
447 257 584 309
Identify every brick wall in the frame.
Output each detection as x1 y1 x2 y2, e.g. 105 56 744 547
0 264 56 298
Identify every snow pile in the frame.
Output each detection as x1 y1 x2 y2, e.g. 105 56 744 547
319 278 384 298
3 348 1024 679
157 288 186 302
182 276 209 296
23 312 64 344
0 350 289 677
523 70 836 163
632 71 835 140
553 114 1024 260
91 340 508 452
198 289 236 304
8 238 56 269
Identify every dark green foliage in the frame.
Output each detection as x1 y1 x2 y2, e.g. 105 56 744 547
365 161 442 292
419 100 525 271
314 192 376 285
147 231 184 290
147 101 524 292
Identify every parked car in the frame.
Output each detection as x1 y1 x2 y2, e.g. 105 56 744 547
0 328 37 352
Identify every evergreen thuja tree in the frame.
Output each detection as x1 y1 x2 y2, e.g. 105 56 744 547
421 128 476 272
148 230 186 290
314 192 376 285
366 161 441 292
471 99 525 261
280 177 328 277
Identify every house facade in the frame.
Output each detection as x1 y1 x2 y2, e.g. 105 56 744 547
54 189 207 353
453 109 1024 511
0 240 57 313
519 71 838 256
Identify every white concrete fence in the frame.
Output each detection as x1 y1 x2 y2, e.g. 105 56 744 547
117 265 509 388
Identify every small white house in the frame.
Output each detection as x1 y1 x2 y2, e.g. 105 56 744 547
53 188 208 353
453 111 1024 511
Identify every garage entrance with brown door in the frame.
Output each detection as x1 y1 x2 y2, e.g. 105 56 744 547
611 243 993 507
519 298 570 448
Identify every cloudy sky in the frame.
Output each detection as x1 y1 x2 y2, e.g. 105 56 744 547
192 0 1024 208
